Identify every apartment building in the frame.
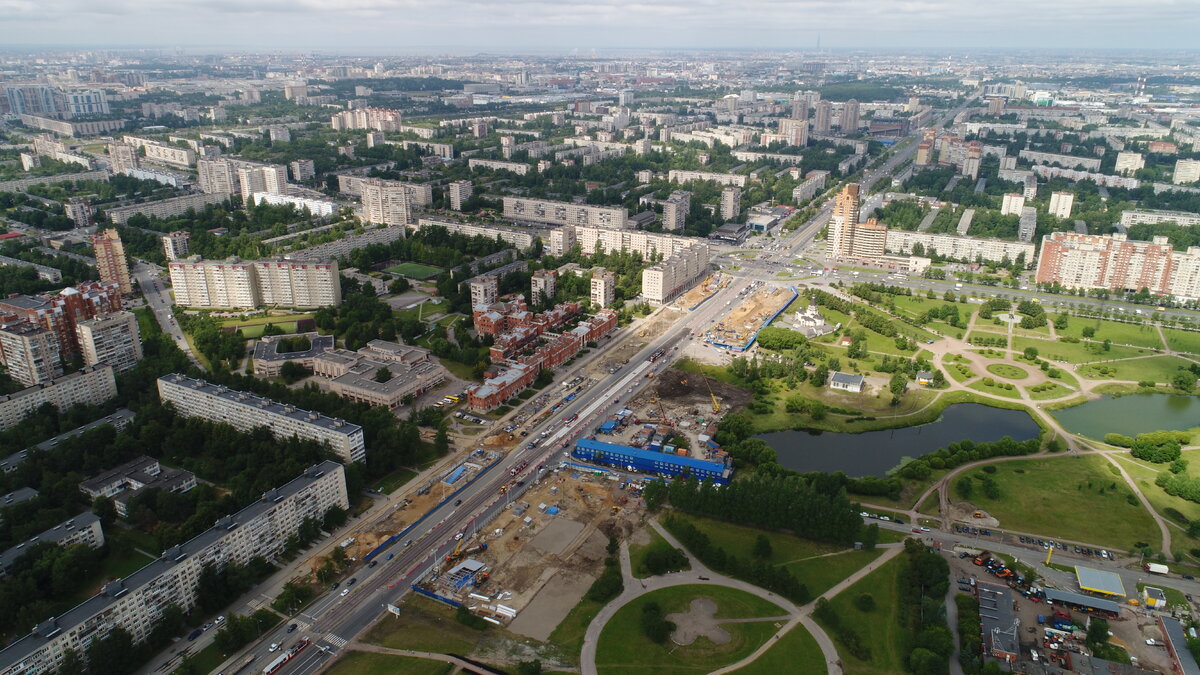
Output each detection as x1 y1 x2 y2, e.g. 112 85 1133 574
661 190 690 231
93 229 132 296
196 158 239 195
285 225 407 262
503 197 628 229
104 192 229 225
827 184 862 258
1000 193 1026 216
1119 209 1200 227
337 176 433 205
531 269 556 304
448 181 474 211
75 311 142 373
157 375 366 463
0 365 117 431
1174 159 1200 185
590 268 616 307
18 115 125 138
0 255 60 283
1017 149 1101 171
468 158 532 175
0 282 122 358
249 191 337 217
469 275 499 308
168 257 340 309
1115 152 1146 176
329 107 403 131
119 136 196 168
667 170 748 188
1035 232 1200 300
1048 191 1075 219
162 231 190 261
413 217 535 250
0 512 104 575
0 322 61 387
813 101 832 134
79 456 195 518
359 178 413 227
792 171 829 203
720 187 742 221
1031 164 1141 189
237 164 289 203
642 243 710 305
885 230 1036 265
0 462 347 675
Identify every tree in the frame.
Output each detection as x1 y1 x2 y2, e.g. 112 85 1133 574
279 360 311 384
955 476 974 499
1023 346 1038 360
1086 617 1110 650
854 593 876 611
87 627 136 675
92 496 116 527
516 661 544 675
890 373 908 396
753 534 773 560
374 366 392 382
1082 326 1096 338
1173 371 1196 392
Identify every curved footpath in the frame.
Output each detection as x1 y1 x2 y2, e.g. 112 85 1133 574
580 518 905 675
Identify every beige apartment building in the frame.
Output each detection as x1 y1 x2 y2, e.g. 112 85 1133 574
168 257 340 309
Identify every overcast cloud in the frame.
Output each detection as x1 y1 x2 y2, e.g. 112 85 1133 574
0 0 1196 51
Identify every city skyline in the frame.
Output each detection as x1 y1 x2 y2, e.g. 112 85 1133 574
1 0 1198 51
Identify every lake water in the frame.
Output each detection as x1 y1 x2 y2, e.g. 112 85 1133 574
754 403 1042 477
1053 393 1200 439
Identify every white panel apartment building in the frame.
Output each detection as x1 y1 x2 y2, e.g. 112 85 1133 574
158 375 366 463
1120 209 1200 227
0 462 347 675
76 311 143 373
0 365 116 430
667 170 748 187
337 176 433 206
414 217 536 249
168 257 340 310
468 158 532 175
549 225 710 304
359 179 413 227
503 197 628 229
885 230 1036 265
104 192 229 225
120 136 196 168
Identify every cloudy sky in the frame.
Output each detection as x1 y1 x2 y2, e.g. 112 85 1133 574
0 0 1196 52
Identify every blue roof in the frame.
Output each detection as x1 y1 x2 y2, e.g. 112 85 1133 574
574 439 728 474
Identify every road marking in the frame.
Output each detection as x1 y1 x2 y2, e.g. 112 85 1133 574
324 633 348 648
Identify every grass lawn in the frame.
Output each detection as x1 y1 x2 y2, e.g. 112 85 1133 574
1163 328 1200 356
595 585 783 675
784 549 885 597
1059 318 1166 350
436 356 481 381
549 596 604 664
1027 383 1071 400
727 623 824 675
362 594 483 654
968 380 1022 399
1078 355 1196 384
947 362 975 383
326 651 453 675
218 313 313 328
237 322 298 339
630 529 690 579
1112 450 1200 531
675 514 846 563
1136 582 1190 610
968 455 1159 550
385 262 443 279
919 492 940 516
184 642 228 675
1012 336 1150 364
815 554 906 675
371 468 417 495
985 363 1029 380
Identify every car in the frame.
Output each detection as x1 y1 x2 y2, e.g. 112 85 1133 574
340 588 350 597
454 532 464 541
215 616 225 625
269 643 281 652
188 629 203 642
912 527 921 533
368 560 378 568
347 578 357 586
287 624 298 633
203 622 213 631
331 582 340 589
1188 594 1195 602
920 527 930 532
1184 574 1196 580
454 499 462 506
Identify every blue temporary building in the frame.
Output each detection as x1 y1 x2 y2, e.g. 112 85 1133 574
444 465 466 484
599 420 618 434
572 439 732 485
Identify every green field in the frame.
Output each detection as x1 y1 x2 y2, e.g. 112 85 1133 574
967 455 1159 550
1057 318 1166 350
985 363 1029 380
1011 336 1150 364
1137 582 1190 610
371 468 417 495
814 554 906 675
1027 383 1071 400
1078 355 1197 383
630 529 690 579
362 594 483 654
727 623 825 674
238 322 300 338
967 380 1022 399
326 651 454 675
595 585 784 674
674 514 846 563
1114 449 1200 535
549 595 605 664
1163 328 1200 356
783 549 885 598
386 262 443 279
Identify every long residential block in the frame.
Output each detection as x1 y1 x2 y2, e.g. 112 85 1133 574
0 462 347 675
0 512 104 575
414 217 537 249
157 374 366 463
168 257 340 309
0 364 116 431
503 197 628 229
885 230 1036 265
1036 231 1200 300
102 192 229 225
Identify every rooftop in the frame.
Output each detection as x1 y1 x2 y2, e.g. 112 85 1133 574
0 487 38 509
575 438 730 475
1043 588 1120 613
252 332 334 362
830 372 865 386
1160 616 1200 675
977 581 1019 656
0 512 100 571
0 462 342 672
158 374 362 438
1075 565 1126 597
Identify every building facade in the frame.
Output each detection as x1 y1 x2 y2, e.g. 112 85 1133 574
92 229 132 296
105 192 229 225
168 257 340 309
75 311 142 373
0 322 61 387
157 375 366 463
503 197 628 229
1035 231 1200 300
0 365 116 430
162 231 190 261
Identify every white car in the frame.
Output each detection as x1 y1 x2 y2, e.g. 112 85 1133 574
269 643 280 652
340 588 350 597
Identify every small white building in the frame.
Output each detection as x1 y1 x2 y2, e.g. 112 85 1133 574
829 371 864 393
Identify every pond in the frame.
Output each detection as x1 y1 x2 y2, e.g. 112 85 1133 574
754 403 1041 477
1053 393 1200 439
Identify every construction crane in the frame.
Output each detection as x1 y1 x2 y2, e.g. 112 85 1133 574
445 538 464 563
701 375 720 413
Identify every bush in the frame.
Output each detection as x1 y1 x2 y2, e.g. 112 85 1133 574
640 601 676 644
854 593 876 612
586 558 624 602
642 546 690 576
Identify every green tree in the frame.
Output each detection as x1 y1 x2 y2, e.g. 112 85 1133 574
753 534 773 560
92 496 116 528
1023 346 1038 360
1173 371 1196 392
374 366 392 382
889 373 908 396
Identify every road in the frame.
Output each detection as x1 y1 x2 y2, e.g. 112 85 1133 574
131 258 203 369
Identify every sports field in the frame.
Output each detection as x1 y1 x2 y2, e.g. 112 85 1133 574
385 262 442 279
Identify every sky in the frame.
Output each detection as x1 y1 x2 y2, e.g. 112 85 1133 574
0 0 1198 52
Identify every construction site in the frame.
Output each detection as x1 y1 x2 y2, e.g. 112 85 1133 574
673 273 731 311
704 284 799 351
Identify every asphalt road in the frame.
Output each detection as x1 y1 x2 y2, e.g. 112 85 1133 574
131 258 205 369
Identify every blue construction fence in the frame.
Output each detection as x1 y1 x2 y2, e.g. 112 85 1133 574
708 286 798 352
410 585 462 608
362 456 504 563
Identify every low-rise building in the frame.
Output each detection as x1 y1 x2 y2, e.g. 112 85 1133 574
313 342 446 409
157 374 366 463
251 333 335 377
829 371 864 393
79 456 196 517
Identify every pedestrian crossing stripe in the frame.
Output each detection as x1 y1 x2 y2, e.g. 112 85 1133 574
324 633 348 648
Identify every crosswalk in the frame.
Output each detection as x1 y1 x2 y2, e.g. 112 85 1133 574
324 633 348 648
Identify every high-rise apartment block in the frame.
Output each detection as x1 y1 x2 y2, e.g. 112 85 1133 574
168 257 341 309
827 183 862 257
547 225 710 305
1036 232 1200 300
720 187 742 221
813 101 833 134
469 275 499 308
329 107 403 131
92 229 132 296
590 269 616 308
1174 159 1200 185
158 374 366 463
0 462 347 675
791 92 809 120
0 282 122 358
0 364 116 431
1000 193 1026 216
0 322 61 387
448 181 474 211
503 197 628 229
777 118 808 147
841 99 860 132
162 231 190 261
530 270 556 304
75 311 142 373
237 164 288 203
1115 152 1145 176
915 141 933 167
661 190 690 231
360 178 413 227
1048 192 1075 219
290 159 315 182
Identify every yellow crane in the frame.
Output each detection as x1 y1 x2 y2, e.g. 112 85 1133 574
1045 545 1054 566
702 375 720 413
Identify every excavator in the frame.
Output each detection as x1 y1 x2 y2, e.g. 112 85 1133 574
684 375 721 413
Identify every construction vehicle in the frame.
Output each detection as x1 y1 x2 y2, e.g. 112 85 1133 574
445 539 464 563
700 375 720 413
472 571 490 587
